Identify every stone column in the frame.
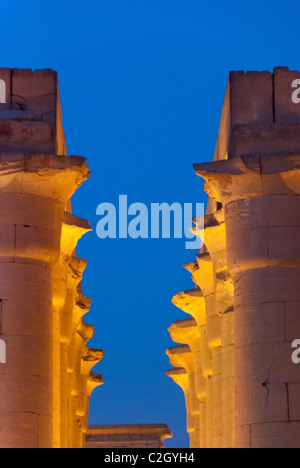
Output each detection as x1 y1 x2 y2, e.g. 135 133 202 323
0 153 88 448
168 318 207 448
82 372 105 445
187 254 223 448
53 212 103 448
195 154 300 448
166 346 199 448
172 288 212 447
52 212 92 448
193 209 235 448
166 368 194 446
67 291 103 448
79 347 104 444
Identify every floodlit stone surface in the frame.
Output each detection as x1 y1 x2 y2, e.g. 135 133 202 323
230 71 273 125
168 319 206 447
86 424 172 449
0 69 102 448
167 67 300 448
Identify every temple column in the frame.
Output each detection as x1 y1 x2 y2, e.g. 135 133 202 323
221 304 235 448
189 255 222 448
53 212 103 448
82 372 104 445
78 346 104 446
172 288 211 447
166 368 195 446
67 292 90 448
193 208 235 448
195 154 300 448
59 256 86 447
52 213 92 448
166 345 199 448
168 318 207 448
0 153 88 448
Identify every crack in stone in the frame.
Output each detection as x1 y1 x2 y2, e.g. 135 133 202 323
262 360 276 407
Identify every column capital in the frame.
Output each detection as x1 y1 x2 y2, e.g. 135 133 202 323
193 253 214 296
77 319 95 344
61 213 92 257
194 155 262 205
0 153 89 203
81 347 104 375
74 292 92 323
166 368 195 436
86 371 104 397
168 318 199 348
192 209 226 256
172 288 205 324
196 154 300 274
67 257 87 290
166 367 189 391
194 153 300 205
166 346 200 423
168 319 207 400
183 261 198 274
166 345 194 374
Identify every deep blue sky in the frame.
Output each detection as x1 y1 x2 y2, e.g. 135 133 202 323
2 0 300 448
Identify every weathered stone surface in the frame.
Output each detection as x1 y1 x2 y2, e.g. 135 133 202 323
231 124 300 157
0 119 55 154
0 412 44 448
171 68 300 449
0 68 69 158
230 71 273 125
235 302 285 346
0 69 101 449
285 302 300 341
250 422 300 449
12 69 57 123
274 67 300 124
86 424 172 449
207 68 300 159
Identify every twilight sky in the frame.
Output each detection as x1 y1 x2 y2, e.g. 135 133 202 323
2 0 300 448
